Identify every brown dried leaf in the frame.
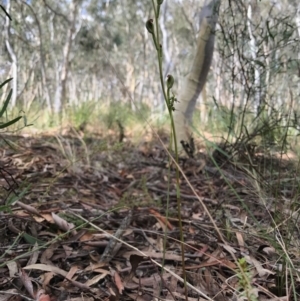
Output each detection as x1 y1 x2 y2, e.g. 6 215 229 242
261 246 276 256
6 261 18 278
245 255 275 277
66 298 94 301
125 250 182 261
27 243 39 266
65 265 79 281
149 208 174 230
40 272 54 290
51 212 75 233
173 291 208 301
40 245 55 265
0 289 21 301
126 293 152 301
165 275 178 301
19 269 35 298
235 231 245 252
132 273 170 287
84 262 107 272
24 263 68 277
115 272 124 295
35 290 50 301
16 201 40 216
84 272 109 287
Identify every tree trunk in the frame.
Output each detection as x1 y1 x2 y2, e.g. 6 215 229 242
174 0 220 152
4 0 18 108
54 0 81 114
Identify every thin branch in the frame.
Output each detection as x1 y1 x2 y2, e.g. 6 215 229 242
42 0 70 24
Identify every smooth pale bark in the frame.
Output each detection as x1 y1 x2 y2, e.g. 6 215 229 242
295 5 300 113
54 0 81 114
22 2 52 112
4 0 17 108
247 1 261 114
174 0 220 152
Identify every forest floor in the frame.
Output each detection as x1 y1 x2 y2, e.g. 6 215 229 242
0 129 299 301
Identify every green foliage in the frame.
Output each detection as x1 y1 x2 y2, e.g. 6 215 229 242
0 78 30 213
0 78 23 130
115 177 162 209
0 7 32 214
70 101 96 128
147 0 191 297
101 102 151 129
0 184 31 213
236 258 258 301
194 100 298 162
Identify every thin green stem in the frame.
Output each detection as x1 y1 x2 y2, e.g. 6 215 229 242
149 2 188 300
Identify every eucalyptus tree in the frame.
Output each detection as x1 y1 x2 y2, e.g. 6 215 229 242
4 0 17 108
173 0 220 151
0 0 299 135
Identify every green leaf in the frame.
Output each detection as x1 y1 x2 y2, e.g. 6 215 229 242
0 116 22 129
6 185 31 206
22 233 45 246
0 88 12 118
23 115 27 126
0 205 12 212
0 78 12 90
254 60 265 68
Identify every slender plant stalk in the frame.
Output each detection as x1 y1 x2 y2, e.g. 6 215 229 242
147 1 188 300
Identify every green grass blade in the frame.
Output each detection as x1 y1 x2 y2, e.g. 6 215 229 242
0 78 12 90
0 88 12 118
0 116 22 129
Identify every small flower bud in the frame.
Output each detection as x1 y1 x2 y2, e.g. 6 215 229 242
157 0 164 5
146 19 154 34
159 44 162 57
166 74 174 89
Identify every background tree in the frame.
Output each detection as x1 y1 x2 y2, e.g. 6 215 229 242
0 0 298 149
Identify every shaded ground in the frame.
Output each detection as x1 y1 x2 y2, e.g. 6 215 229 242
0 132 299 301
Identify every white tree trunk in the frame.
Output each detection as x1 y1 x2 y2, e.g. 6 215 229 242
247 1 261 114
174 0 220 152
54 0 81 113
4 0 17 108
